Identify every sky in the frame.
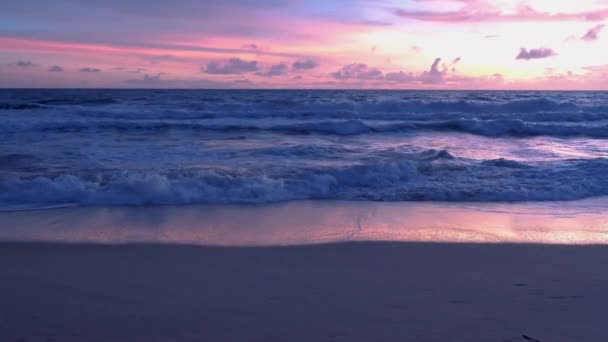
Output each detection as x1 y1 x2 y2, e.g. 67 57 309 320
1 0 608 89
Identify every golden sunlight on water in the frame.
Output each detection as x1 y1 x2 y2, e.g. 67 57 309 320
2 199 608 245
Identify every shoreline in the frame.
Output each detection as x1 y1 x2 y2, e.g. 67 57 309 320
1 199 608 245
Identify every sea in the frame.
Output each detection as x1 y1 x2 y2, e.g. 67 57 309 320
2 89 608 209
2 89 608 244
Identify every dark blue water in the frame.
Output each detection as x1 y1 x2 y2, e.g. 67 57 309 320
2 89 608 209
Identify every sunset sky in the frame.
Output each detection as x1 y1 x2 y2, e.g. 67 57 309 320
1 0 608 89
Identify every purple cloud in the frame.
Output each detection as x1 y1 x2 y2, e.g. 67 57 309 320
332 58 458 85
80 67 101 72
48 65 64 72
15 61 35 68
125 76 254 89
255 63 289 77
384 71 416 82
292 59 319 71
450 57 461 71
331 63 383 80
516 48 557 60
582 24 605 41
204 58 259 74
144 74 162 83
420 58 446 84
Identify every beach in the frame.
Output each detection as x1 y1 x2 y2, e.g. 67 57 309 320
2 200 608 341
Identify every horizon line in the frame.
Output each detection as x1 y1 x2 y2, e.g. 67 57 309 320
2 87 608 92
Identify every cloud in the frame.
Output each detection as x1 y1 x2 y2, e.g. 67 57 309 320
516 48 557 60
242 43 258 49
452 57 462 71
204 58 259 74
331 63 383 80
15 60 35 68
124 73 163 85
582 24 605 41
331 58 456 84
419 58 447 84
255 63 289 77
48 65 63 72
125 75 254 89
292 59 319 71
113 66 149 73
142 74 163 83
80 67 101 72
384 71 417 82
393 2 608 23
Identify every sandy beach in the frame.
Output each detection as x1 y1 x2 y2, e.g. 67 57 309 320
2 241 608 342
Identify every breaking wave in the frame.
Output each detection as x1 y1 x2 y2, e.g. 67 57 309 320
2 152 608 207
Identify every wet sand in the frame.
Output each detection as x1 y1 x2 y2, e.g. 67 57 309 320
2 199 608 245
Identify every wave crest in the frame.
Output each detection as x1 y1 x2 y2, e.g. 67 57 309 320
3 154 608 207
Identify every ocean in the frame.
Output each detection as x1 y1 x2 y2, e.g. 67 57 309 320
2 89 608 210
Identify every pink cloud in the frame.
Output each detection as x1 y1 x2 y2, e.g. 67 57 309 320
394 2 608 23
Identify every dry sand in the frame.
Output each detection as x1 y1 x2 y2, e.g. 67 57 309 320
2 241 607 342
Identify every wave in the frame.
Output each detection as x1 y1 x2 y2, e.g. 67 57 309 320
166 97 608 116
4 117 608 138
63 107 608 125
0 102 45 110
35 97 118 105
409 118 608 138
2 153 608 207
3 94 607 114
